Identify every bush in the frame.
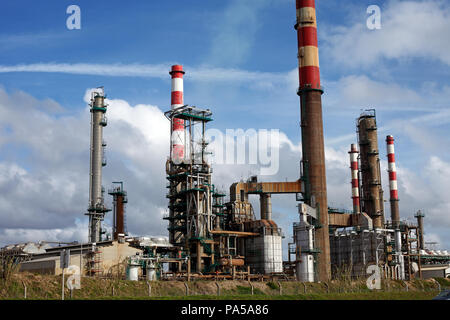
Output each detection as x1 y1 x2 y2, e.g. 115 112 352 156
266 282 279 290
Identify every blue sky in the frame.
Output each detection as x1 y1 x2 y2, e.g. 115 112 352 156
0 0 449 250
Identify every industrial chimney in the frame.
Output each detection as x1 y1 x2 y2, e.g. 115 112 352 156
170 65 186 163
349 144 361 214
295 0 331 281
85 88 110 243
386 135 400 228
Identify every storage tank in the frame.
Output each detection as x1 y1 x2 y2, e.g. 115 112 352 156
126 257 141 281
146 260 158 281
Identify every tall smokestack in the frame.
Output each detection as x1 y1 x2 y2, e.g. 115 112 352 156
295 0 331 281
86 88 110 243
170 65 186 163
349 144 361 214
386 135 400 228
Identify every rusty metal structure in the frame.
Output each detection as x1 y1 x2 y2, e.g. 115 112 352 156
3 0 449 286
108 182 128 240
164 65 258 275
415 210 425 250
295 0 331 281
357 110 385 229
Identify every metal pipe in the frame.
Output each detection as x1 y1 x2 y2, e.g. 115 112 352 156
295 0 331 282
260 194 272 220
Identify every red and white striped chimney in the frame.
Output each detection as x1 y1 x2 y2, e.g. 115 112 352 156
386 135 400 227
169 65 185 162
296 0 321 91
349 144 360 214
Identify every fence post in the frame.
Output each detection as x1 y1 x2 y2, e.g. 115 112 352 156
435 280 441 292
112 286 115 296
147 281 151 297
248 281 254 295
324 282 329 294
277 281 282 295
184 282 189 296
302 282 307 294
402 281 408 292
215 282 220 296
22 281 27 299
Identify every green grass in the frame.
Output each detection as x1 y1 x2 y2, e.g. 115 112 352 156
46 291 438 301
0 273 446 300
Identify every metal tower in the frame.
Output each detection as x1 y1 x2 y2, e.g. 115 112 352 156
85 88 110 243
108 182 128 240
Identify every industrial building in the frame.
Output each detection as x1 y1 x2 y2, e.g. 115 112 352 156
1 0 448 283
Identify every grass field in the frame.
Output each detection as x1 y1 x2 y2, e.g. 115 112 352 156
0 273 447 300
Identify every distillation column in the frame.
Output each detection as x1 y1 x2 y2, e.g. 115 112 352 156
415 210 425 250
86 89 110 243
108 182 128 240
357 112 384 229
349 144 361 214
295 0 331 281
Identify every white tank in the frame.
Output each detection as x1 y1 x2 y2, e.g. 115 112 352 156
296 254 314 282
126 265 139 281
146 261 158 281
294 215 315 282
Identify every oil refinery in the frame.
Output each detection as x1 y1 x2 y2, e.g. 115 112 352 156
1 0 449 285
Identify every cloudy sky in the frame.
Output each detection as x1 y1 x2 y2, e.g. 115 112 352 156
0 0 449 253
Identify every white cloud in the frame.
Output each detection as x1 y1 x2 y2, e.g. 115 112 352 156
0 63 288 88
0 86 448 251
322 0 450 67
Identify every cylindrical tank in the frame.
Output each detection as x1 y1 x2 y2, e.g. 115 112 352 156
126 263 140 281
294 216 315 282
296 254 314 282
146 261 158 281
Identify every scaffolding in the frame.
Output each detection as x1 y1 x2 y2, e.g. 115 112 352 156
86 246 103 277
164 105 216 272
401 222 422 280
